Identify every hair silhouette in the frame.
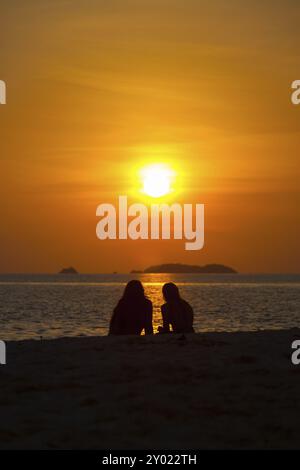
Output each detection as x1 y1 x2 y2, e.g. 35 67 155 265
122 280 146 301
109 280 153 335
160 282 194 334
162 282 180 302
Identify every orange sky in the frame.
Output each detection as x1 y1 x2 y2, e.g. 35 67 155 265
0 0 300 273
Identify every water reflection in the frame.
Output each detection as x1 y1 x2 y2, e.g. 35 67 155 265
0 273 299 340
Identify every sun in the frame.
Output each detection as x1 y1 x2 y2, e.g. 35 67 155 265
141 164 174 198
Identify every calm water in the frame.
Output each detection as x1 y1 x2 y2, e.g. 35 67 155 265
0 273 299 340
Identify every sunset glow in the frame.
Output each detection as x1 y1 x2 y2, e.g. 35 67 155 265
1 1 300 273
141 164 174 198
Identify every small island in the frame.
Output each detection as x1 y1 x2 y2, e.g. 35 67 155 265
132 263 237 274
59 267 78 274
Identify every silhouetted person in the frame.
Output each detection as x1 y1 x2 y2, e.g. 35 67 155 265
159 282 194 334
109 280 153 335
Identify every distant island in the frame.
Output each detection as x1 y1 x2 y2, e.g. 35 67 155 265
59 267 78 274
131 263 237 274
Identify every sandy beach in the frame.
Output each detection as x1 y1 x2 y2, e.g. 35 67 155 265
1 329 300 449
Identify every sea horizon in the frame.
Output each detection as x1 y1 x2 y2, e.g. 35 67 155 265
1 273 299 341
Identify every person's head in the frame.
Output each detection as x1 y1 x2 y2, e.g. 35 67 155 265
122 280 146 302
162 282 180 303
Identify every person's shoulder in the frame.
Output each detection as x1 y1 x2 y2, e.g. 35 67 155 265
115 298 125 309
181 299 193 311
161 303 168 312
145 297 152 307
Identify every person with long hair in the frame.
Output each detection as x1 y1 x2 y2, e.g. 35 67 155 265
109 280 153 335
159 282 194 334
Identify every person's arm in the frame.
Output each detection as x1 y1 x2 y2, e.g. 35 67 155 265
109 304 122 335
144 300 153 335
161 304 171 333
185 302 194 332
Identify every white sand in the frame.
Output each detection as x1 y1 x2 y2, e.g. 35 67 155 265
1 329 300 449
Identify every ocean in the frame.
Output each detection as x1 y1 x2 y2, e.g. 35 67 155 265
0 273 299 340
